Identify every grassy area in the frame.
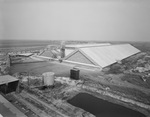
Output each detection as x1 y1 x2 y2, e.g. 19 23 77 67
121 74 150 89
10 61 72 77
80 73 150 105
98 82 150 105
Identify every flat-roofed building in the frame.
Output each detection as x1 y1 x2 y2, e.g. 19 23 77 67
0 75 19 94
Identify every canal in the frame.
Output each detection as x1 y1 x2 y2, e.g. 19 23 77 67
67 93 146 117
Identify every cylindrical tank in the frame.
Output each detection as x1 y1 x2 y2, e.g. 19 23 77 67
42 72 55 86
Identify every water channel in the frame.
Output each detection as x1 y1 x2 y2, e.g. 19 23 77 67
67 93 146 117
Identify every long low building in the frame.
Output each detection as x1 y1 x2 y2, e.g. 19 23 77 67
63 44 140 69
16 53 34 57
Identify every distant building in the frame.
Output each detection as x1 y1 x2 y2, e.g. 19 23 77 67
63 44 140 69
38 49 60 59
39 50 54 58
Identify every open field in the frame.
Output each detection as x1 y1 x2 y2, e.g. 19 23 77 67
10 61 101 78
121 74 150 89
10 61 72 77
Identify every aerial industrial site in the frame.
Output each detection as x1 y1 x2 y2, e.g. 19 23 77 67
0 41 150 117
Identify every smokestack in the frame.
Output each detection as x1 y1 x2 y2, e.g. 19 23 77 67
60 41 65 58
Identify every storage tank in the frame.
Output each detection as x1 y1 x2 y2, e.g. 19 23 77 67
42 72 55 86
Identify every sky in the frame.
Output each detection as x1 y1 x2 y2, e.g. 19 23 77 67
0 0 150 41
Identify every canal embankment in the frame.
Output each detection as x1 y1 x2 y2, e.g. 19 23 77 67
75 83 150 117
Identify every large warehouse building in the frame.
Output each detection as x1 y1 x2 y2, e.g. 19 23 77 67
63 44 140 69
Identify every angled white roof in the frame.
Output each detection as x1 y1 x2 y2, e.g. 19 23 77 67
64 44 140 68
65 43 111 49
39 50 53 57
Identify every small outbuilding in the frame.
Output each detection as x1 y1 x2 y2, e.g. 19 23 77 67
0 75 19 94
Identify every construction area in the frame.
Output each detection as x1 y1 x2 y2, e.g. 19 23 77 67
1 42 150 117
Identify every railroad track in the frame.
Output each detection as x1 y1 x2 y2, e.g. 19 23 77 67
11 91 69 117
12 93 52 117
7 84 92 117
22 90 69 117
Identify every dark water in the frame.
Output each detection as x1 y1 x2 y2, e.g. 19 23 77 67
67 93 146 117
